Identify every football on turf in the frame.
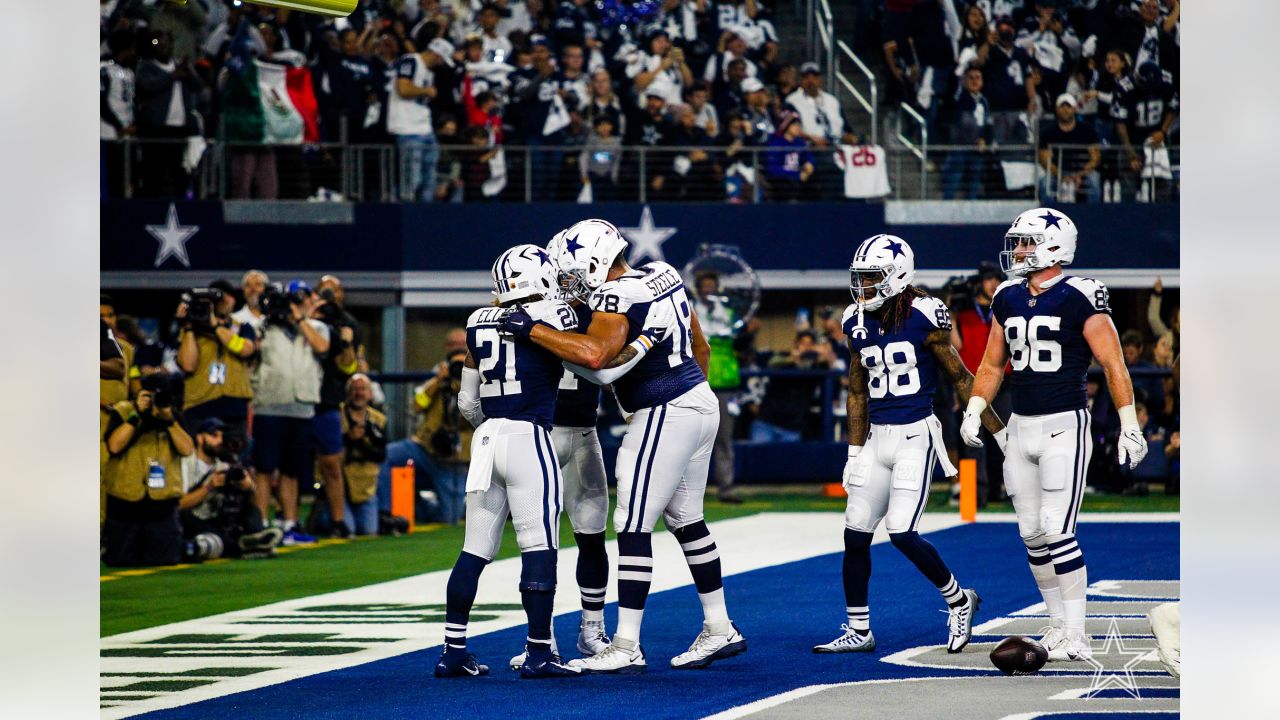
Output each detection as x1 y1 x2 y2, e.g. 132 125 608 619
989 636 1048 675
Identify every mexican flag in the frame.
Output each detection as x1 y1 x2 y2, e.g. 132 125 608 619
221 24 318 144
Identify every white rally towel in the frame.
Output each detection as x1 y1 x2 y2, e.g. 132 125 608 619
833 144 891 199
1001 160 1038 190
927 414 960 478
465 418 507 494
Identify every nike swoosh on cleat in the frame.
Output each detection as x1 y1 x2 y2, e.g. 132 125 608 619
464 666 479 675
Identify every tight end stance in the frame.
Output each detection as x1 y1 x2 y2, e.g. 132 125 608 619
960 208 1147 661
817 234 1004 655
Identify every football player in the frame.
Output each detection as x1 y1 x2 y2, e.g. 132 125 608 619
815 234 1005 655
500 219 748 674
435 244 586 680
960 208 1148 661
507 230 613 670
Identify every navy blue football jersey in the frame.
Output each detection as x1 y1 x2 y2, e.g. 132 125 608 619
589 261 705 413
553 301 602 428
466 299 578 429
843 296 951 425
991 276 1110 416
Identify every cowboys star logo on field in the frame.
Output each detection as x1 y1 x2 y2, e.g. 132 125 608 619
1084 617 1149 699
620 206 676 264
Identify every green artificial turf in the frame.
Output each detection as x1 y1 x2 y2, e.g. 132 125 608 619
101 490 1177 637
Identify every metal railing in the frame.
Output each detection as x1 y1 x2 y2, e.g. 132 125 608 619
814 0 836 92
836 40 879 146
101 139 1180 204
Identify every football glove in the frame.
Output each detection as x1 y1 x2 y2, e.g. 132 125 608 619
960 397 987 448
498 304 535 340
841 445 863 490
1116 405 1148 469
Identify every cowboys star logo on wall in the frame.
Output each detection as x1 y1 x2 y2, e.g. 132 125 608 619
620 206 677 264
146 203 199 268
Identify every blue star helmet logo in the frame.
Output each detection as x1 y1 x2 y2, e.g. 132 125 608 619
534 248 551 266
1039 211 1063 229
564 234 585 255
883 238 905 259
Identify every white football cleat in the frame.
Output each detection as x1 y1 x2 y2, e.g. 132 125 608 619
670 622 748 669
1047 632 1093 661
946 589 981 653
509 637 560 671
577 619 610 656
566 642 647 674
1038 626 1067 656
812 626 876 653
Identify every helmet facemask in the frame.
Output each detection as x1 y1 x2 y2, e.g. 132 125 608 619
1001 231 1047 277
849 265 893 312
557 266 591 303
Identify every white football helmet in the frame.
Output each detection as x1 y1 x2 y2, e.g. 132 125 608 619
491 244 558 304
848 234 916 312
1001 208 1078 276
555 219 629 297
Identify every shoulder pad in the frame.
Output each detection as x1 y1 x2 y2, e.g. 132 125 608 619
526 299 579 331
840 303 860 326
590 275 650 314
990 279 1020 302
912 295 952 330
1065 276 1111 314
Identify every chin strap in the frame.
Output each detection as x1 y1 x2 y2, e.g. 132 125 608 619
848 303 868 340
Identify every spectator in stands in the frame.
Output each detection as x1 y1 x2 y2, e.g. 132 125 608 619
474 4 515 62
1038 93 1101 202
1017 1 1081 103
459 125 500 201
556 44 591 112
317 26 378 143
880 0 919 109
954 3 991 60
338 374 388 535
513 35 572 200
580 114 623 200
180 417 282 560
974 15 1036 144
135 28 202 197
389 39 450 202
718 111 759 202
101 28 137 199
949 262 1008 506
102 375 194 567
772 63 798 104
785 63 853 149
749 330 830 442
231 269 269 336
1091 49 1130 143
176 280 257 460
686 81 719 139
1113 0 1179 78
665 105 718 200
740 77 774 145
1147 276 1179 355
627 90 674 196
377 343 473 524
908 0 957 141
703 27 758 90
712 58 750 118
252 281 329 545
1112 61 1178 200
627 30 694 109
586 69 626 138
1121 329 1164 413
942 66 992 200
764 112 813 203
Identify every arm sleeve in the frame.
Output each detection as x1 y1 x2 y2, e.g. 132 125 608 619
1147 293 1170 337
563 335 655 385
457 366 486 427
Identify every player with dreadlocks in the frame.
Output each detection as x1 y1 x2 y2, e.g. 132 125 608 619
813 234 1006 655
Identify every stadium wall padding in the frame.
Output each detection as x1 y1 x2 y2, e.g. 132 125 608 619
101 201 1178 274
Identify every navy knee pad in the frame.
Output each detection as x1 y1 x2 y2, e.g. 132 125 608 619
519 549 557 593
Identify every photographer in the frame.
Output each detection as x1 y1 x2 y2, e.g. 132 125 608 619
102 375 194 567
948 262 1009 507
180 418 283 560
306 275 364 538
377 345 471 524
252 280 330 545
176 279 257 456
748 331 833 443
338 374 387 535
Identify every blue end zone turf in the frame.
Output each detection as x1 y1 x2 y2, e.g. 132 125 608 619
137 522 1179 719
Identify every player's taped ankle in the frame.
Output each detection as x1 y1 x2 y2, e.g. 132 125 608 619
519 549 557 593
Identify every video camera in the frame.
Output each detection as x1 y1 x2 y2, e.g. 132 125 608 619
259 283 311 324
181 287 224 333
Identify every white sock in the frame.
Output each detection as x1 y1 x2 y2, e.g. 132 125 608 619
846 606 870 633
1058 566 1088 636
698 588 731 630
581 608 604 624
1031 562 1065 627
615 607 644 647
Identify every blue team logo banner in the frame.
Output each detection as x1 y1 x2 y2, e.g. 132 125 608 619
101 201 1178 274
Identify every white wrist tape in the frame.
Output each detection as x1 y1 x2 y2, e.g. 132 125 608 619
965 396 988 417
1118 404 1139 430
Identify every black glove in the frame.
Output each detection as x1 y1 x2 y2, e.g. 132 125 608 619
498 305 536 340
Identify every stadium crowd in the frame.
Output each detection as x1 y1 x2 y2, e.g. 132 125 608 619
100 0 1178 202
98 266 1178 567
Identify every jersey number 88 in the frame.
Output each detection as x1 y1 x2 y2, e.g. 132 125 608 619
860 341 921 399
